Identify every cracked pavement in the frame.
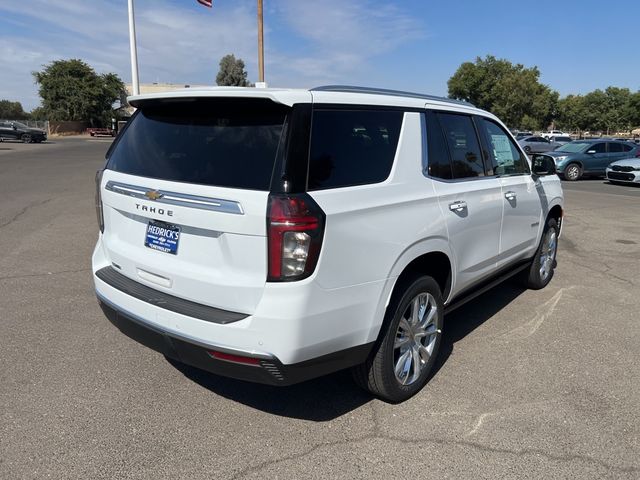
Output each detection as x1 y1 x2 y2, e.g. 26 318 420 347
1 139 639 479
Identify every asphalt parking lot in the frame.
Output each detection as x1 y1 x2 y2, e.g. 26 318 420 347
1 138 638 479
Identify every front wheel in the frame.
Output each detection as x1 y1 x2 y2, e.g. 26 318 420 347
522 217 559 290
563 163 582 181
352 275 443 403
524 145 532 154
21 134 32 143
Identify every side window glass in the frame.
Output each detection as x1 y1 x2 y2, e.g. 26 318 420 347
608 142 624 153
425 111 452 179
622 143 633 152
437 113 484 178
481 119 529 175
589 143 606 154
308 109 403 190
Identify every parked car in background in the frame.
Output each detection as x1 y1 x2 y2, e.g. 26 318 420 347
542 130 569 139
548 136 572 147
0 121 47 143
518 135 555 153
515 131 533 140
547 139 639 180
86 127 116 137
606 157 640 185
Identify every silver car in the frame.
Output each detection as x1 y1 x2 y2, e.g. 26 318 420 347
517 135 555 154
549 136 572 147
606 157 640 184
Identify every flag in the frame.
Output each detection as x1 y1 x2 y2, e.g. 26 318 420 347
197 0 212 7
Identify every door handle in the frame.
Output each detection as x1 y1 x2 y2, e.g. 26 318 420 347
504 191 517 201
449 200 467 212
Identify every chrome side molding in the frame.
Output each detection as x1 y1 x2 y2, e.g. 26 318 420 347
105 181 244 215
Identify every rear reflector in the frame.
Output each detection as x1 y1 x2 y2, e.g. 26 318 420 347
208 350 261 366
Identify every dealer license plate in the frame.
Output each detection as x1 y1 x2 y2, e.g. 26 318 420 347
144 220 181 255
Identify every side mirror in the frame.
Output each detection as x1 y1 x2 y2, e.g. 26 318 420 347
12 124 17 130
532 154 556 176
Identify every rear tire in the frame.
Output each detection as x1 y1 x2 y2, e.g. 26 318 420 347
563 163 582 181
522 218 559 290
352 275 443 403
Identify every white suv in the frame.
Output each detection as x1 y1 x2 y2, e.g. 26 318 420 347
93 86 563 402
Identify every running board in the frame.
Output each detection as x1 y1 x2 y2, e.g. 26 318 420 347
444 261 530 315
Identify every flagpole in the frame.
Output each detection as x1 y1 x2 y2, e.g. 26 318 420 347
257 0 265 85
128 0 140 95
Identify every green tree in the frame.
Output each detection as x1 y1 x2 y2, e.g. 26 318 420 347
602 87 632 133
216 54 253 87
627 92 640 128
0 100 30 120
447 55 558 130
556 95 589 133
32 59 126 126
29 106 48 120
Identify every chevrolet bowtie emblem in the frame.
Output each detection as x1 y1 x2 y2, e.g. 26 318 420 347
144 190 163 201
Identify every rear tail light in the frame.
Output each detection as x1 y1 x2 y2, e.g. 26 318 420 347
267 193 325 282
95 170 104 233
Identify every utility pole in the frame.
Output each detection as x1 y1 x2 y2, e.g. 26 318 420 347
128 0 140 95
256 0 266 87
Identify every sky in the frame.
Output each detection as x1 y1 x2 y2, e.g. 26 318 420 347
1 0 639 111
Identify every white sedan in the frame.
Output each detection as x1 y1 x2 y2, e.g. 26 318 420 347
606 157 640 184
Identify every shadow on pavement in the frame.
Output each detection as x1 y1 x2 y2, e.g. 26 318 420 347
432 282 526 379
168 281 527 421
167 357 372 421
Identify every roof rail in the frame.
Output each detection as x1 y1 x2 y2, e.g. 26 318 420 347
310 85 474 107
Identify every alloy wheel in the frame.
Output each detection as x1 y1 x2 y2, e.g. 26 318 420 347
539 229 557 281
393 292 440 385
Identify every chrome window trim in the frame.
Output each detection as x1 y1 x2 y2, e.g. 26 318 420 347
104 180 244 215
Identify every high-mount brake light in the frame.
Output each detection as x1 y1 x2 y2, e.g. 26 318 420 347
267 194 325 282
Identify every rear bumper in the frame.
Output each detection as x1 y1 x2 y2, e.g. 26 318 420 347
97 295 373 386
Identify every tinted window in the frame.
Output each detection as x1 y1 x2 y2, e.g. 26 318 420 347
622 143 633 152
556 142 591 153
425 111 452 179
308 109 403 190
107 100 287 190
437 113 485 178
589 143 606 154
481 119 529 175
608 142 624 153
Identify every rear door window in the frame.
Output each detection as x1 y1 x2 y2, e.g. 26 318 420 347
437 113 485 178
307 109 403 190
106 99 288 190
607 142 624 153
425 111 453 180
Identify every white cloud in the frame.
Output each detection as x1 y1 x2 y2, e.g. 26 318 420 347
266 0 425 87
0 0 424 110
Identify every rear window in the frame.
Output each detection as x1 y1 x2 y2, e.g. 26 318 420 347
307 109 403 190
106 99 288 190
